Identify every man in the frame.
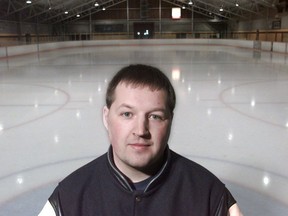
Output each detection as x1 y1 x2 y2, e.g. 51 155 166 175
39 64 242 216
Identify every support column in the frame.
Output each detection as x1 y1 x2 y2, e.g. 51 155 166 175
89 10 92 40
127 0 130 38
191 6 194 38
159 0 162 38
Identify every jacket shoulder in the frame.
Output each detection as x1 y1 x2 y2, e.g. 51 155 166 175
170 150 224 187
59 153 107 189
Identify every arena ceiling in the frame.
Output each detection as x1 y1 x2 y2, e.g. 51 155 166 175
0 0 284 24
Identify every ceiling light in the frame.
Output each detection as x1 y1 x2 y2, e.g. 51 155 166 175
76 14 80 17
26 0 32 3
236 3 239 7
95 2 99 7
188 1 193 5
219 7 224 12
64 11 68 14
182 6 186 9
102 7 106 11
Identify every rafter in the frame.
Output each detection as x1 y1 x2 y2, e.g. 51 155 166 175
3 0 42 17
62 0 127 24
0 0 278 24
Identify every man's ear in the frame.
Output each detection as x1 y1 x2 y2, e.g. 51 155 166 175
103 106 109 130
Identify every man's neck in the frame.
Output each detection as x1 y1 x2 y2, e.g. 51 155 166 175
113 155 165 183
108 146 168 183
119 166 151 183
113 156 164 183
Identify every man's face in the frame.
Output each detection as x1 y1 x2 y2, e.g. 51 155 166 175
103 82 173 178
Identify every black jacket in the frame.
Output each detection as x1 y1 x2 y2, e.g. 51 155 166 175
49 147 235 216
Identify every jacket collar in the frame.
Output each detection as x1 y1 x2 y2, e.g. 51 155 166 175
106 145 171 192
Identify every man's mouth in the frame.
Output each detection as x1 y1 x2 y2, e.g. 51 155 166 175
129 143 151 150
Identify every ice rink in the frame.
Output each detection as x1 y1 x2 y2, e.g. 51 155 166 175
0 41 288 215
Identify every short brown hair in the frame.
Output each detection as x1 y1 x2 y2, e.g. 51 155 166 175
105 64 176 114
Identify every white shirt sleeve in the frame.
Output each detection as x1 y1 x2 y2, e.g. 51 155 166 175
38 201 56 216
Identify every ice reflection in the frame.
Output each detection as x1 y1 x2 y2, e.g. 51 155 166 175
250 99 256 108
16 176 24 185
89 97 93 103
263 175 270 187
227 131 234 142
207 108 212 117
54 135 59 143
76 110 81 120
172 68 181 81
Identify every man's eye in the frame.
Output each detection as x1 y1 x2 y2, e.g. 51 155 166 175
122 112 132 118
149 114 163 121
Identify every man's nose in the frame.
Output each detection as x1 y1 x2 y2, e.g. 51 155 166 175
133 116 150 137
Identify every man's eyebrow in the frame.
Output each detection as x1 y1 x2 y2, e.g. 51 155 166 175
116 104 167 112
117 103 134 109
150 108 167 113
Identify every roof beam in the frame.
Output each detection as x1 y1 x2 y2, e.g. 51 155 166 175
164 0 247 20
62 0 127 24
